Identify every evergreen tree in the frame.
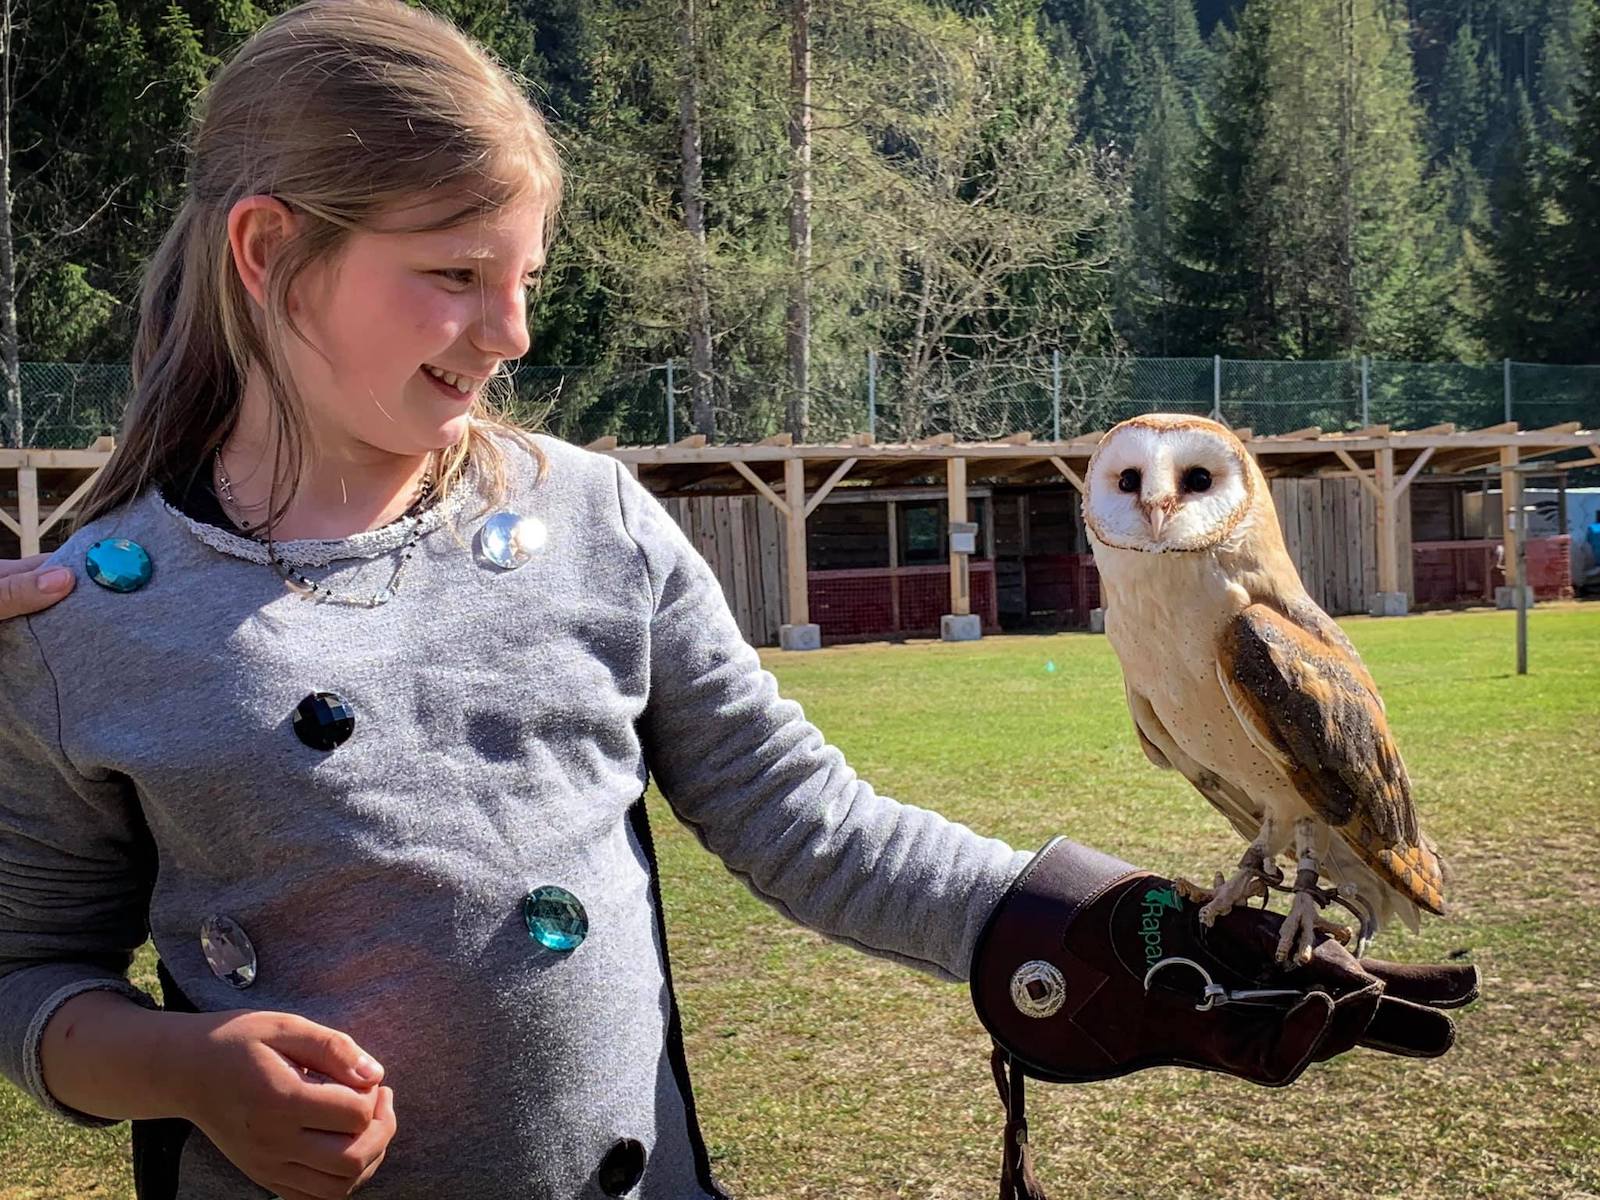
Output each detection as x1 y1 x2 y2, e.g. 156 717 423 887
1472 85 1554 357
1543 11 1600 359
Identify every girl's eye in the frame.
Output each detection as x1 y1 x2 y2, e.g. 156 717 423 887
1183 466 1213 493
435 269 542 287
1117 468 1141 493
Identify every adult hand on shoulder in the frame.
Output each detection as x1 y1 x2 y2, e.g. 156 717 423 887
0 555 74 620
175 1009 398 1200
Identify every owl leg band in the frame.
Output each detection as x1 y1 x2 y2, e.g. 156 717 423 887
971 838 1481 1198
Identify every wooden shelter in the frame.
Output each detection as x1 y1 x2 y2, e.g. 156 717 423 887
4 421 1595 647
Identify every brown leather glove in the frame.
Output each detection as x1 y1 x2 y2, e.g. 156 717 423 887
969 838 1480 1198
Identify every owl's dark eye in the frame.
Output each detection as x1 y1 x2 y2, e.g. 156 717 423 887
1183 466 1212 493
1117 468 1141 493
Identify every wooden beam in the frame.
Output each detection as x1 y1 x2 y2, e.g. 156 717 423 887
1048 455 1087 495
18 467 40 555
1332 448 1383 501
999 431 1034 445
730 460 790 514
784 457 810 627
584 435 618 451
1468 420 1518 435
844 432 875 447
1229 427 1253 442
1529 420 1582 436
1374 448 1398 596
947 456 969 617
803 457 859 519
1390 447 1435 502
916 433 956 448
1405 422 1456 435
0 506 19 537
1268 425 1322 440
674 434 708 449
38 465 108 539
757 432 794 446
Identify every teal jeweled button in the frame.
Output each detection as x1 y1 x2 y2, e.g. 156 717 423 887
84 538 152 593
523 885 588 952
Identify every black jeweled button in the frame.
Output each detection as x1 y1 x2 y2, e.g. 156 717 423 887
596 1138 646 1196
293 691 355 751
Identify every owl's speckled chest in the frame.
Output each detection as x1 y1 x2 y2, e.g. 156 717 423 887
1094 542 1300 808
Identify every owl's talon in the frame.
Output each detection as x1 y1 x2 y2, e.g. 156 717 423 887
1197 864 1268 927
1274 889 1321 965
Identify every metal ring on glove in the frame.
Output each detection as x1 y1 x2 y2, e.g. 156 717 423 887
1143 956 1229 1012
1144 956 1307 1012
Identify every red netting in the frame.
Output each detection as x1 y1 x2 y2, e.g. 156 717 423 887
1412 537 1572 608
807 563 997 642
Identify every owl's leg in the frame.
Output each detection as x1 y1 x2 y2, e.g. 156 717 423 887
1191 817 1282 927
1275 817 1325 966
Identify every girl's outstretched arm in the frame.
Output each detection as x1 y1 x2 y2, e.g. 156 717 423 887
615 461 1033 981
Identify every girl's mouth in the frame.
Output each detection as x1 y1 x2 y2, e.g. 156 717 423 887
420 364 478 401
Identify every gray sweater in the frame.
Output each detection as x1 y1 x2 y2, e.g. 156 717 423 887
0 434 1032 1199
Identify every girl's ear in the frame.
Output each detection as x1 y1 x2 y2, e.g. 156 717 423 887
227 195 300 309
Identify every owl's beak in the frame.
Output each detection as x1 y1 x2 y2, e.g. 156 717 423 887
1140 496 1178 539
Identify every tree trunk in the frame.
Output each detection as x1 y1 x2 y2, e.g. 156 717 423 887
785 0 812 442
0 0 21 449
678 0 714 437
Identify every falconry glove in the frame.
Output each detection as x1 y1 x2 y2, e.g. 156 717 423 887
969 837 1480 1200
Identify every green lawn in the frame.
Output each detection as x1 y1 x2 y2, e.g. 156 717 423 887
4 604 1597 1199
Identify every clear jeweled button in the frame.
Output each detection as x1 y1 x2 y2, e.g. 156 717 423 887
200 914 258 988
478 511 547 570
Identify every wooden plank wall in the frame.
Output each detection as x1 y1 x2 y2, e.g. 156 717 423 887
1267 477 1413 616
663 495 787 647
668 480 1415 646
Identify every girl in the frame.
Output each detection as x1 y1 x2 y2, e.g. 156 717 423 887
0 4 1473 1198
0 3 1035 1196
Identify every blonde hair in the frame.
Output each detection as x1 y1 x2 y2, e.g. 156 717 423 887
77 0 561 530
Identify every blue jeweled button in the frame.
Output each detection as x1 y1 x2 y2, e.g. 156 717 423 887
478 510 547 570
523 885 588 952
84 538 152 593
199 914 257 989
293 691 355 751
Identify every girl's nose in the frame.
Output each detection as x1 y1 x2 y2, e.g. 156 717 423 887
474 285 532 361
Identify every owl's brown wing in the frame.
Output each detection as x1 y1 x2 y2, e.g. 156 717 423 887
1217 603 1445 915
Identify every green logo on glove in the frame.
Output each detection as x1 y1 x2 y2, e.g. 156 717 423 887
1138 887 1183 967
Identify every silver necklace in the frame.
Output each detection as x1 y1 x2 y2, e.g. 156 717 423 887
213 449 435 608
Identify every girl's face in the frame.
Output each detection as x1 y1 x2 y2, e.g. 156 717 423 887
282 190 546 461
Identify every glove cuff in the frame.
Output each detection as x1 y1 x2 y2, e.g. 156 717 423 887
969 837 1144 1077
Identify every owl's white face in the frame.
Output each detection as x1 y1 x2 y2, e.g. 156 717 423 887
1083 417 1254 553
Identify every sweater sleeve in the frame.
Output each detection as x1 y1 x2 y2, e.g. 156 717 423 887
614 461 1032 982
0 616 159 1126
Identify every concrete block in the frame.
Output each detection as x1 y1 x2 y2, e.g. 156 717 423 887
1494 585 1536 610
1088 607 1107 634
1368 591 1409 617
940 613 982 642
778 623 822 651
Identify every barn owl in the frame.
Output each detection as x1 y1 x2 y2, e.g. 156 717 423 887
1083 414 1446 965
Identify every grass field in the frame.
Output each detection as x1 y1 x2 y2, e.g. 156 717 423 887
3 604 1597 1199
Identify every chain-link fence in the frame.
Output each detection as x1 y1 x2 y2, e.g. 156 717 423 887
7 355 1598 450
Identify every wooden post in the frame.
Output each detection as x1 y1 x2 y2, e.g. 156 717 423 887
18 466 40 556
784 456 809 626
886 499 900 633
1499 446 1521 595
947 455 969 616
1374 448 1398 597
